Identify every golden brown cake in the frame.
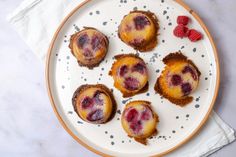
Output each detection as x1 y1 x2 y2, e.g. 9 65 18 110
121 100 159 145
109 54 148 97
118 10 159 52
72 84 116 124
154 52 201 106
69 27 109 69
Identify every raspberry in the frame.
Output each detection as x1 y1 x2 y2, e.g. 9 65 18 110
81 96 94 109
124 77 139 91
77 34 89 48
87 109 103 121
188 29 202 42
130 120 142 133
83 48 93 58
126 108 138 122
133 15 150 30
119 65 128 77
182 66 197 80
173 25 189 38
91 36 101 50
141 107 151 120
93 90 103 105
132 62 146 74
171 74 182 86
177 16 189 25
181 83 192 96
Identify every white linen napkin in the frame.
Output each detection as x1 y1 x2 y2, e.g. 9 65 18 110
7 0 235 156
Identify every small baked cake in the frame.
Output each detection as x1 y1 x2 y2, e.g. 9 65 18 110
154 52 201 106
121 100 158 145
109 54 148 97
69 27 109 69
118 10 159 52
72 84 116 124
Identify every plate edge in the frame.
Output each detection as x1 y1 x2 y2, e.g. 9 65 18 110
45 0 220 156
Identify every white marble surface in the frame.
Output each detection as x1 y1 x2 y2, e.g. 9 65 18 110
0 0 235 157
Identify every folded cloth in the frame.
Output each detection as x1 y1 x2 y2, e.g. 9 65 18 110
7 0 235 156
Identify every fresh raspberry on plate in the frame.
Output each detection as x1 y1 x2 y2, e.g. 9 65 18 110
188 29 202 42
177 16 189 25
173 25 189 38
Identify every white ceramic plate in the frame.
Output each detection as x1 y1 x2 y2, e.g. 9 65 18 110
46 0 219 156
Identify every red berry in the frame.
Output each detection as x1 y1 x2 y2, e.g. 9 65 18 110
126 108 138 122
131 62 147 74
93 90 103 105
119 65 128 77
177 16 189 25
77 33 89 48
130 120 142 133
133 15 151 30
188 29 202 42
171 74 182 86
182 66 197 80
173 25 189 38
141 107 151 120
87 109 103 121
124 77 139 91
81 96 94 109
181 83 192 96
